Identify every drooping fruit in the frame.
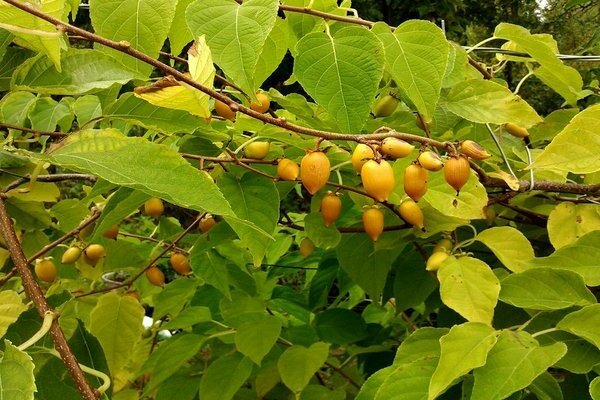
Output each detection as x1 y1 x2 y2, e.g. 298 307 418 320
214 99 236 121
244 141 270 160
426 252 450 272
397 199 424 230
362 207 384 242
170 252 191 275
433 238 453 253
351 144 375 173
84 244 106 266
277 158 300 181
418 151 444 172
373 94 399 117
144 198 164 219
102 225 119 240
199 214 216 233
320 191 342 227
504 122 529 138
250 93 270 113
444 155 470 194
300 151 330 195
35 259 57 282
404 164 428 201
459 140 491 160
61 246 82 264
361 160 395 202
146 266 165 287
299 237 315 258
380 138 414 159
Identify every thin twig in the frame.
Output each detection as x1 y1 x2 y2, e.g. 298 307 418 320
2 173 97 193
0 122 68 137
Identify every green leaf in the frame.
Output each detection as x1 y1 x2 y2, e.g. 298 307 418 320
372 20 449 122
314 309 368 345
190 249 231 298
255 18 289 86
294 25 384 133
304 212 341 249
394 327 448 364
438 256 500 325
494 23 585 105
28 97 72 132
105 93 207 134
218 173 279 266
168 0 194 55
527 231 600 286
0 91 36 125
300 385 345 400
476 226 535 272
392 253 438 311
12 49 136 95
428 322 499 400
278 342 329 393
235 313 282 365
591 377 600 400
153 277 200 320
528 371 564 400
90 0 177 77
199 352 254 400
540 331 600 374
0 47 33 91
68 320 111 395
446 79 542 127
5 198 52 230
90 188 149 242
88 292 145 375
500 269 596 310
548 202 600 249
337 233 404 300
0 340 36 400
471 330 567 400
0 0 64 70
161 306 212 330
530 104 600 174
0 291 27 339
557 304 600 348
142 333 205 394
187 0 279 96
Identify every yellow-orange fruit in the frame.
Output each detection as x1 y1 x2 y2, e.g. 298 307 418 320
199 214 216 233
426 252 450 272
35 259 57 282
444 156 471 194
380 138 414 159
361 160 395 202
418 151 444 172
373 95 399 117
277 158 300 181
404 164 428 201
146 266 165 287
299 237 315 258
214 99 236 121
433 238 453 254
459 140 491 160
362 207 384 242
300 151 330 195
61 246 81 264
144 198 164 219
397 199 424 230
102 225 119 240
244 141 270 160
504 123 529 138
250 93 270 113
170 252 191 275
351 144 375 173
84 244 106 266
320 191 342 227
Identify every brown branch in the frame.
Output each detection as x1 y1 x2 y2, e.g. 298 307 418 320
2 173 97 194
468 57 494 80
0 198 98 400
0 122 68 138
485 179 600 196
280 220 409 233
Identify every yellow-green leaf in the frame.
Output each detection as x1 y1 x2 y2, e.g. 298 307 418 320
548 202 600 249
476 226 535 272
0 291 27 339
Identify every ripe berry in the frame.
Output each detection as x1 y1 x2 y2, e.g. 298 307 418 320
459 140 491 160
380 138 414 159
404 164 428 201
418 151 443 172
170 252 191 275
214 99 236 121
361 160 395 202
351 144 375 173
199 214 216 233
433 238 453 254
84 244 106 266
320 191 342 227
397 199 424 230
300 151 330 195
35 259 57 282
277 158 300 181
299 237 315 258
244 141 270 160
362 207 384 242
444 155 470 194
61 246 82 264
426 252 449 272
373 95 399 118
250 93 270 113
146 266 165 287
504 123 529 138
144 198 164 219
102 225 119 240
